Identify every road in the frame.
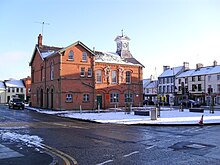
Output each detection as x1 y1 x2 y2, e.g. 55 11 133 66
0 105 220 165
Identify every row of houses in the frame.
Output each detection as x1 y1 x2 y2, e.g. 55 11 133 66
29 33 144 110
0 77 31 104
144 61 220 106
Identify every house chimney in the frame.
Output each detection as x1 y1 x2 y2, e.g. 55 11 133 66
38 34 43 47
183 62 189 71
213 60 217 66
163 66 170 71
196 63 203 69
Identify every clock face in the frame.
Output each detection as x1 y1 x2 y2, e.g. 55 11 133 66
123 42 128 48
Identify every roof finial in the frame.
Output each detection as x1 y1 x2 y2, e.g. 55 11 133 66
121 29 124 36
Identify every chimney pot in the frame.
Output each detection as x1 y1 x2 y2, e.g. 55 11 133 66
38 34 43 47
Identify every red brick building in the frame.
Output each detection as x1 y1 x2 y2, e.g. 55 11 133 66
30 33 144 110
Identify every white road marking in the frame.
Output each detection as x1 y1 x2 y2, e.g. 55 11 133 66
146 145 155 150
96 159 114 165
123 151 139 158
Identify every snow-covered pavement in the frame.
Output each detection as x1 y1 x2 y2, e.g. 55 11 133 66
27 107 220 125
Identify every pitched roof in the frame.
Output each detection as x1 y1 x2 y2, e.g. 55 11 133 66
4 79 25 88
159 66 183 78
176 69 196 78
145 80 158 89
0 81 5 90
95 51 144 67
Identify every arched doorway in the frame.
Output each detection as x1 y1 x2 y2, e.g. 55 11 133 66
51 88 54 109
46 88 49 109
40 89 43 108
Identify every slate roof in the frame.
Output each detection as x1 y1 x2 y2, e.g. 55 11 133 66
0 81 5 90
176 69 196 78
4 79 25 88
145 80 158 88
95 51 144 67
159 66 184 78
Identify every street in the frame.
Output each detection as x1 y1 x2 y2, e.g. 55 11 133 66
0 105 220 165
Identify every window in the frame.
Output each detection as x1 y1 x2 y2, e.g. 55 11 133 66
167 86 170 93
66 94 72 102
208 75 211 81
88 68 92 77
96 70 102 83
198 84 202 91
162 78 165 84
68 50 74 60
21 88 23 93
178 79 181 84
185 78 188 84
217 75 220 81
178 86 181 92
124 93 133 102
167 78 169 83
217 84 220 93
82 52 87 61
192 84 197 91
8 88 10 92
110 92 119 103
83 94 89 102
163 86 166 93
112 70 117 83
192 76 195 82
16 88 19 92
50 62 54 80
12 88 15 93
198 76 201 81
126 71 131 84
80 67 85 77
41 67 43 81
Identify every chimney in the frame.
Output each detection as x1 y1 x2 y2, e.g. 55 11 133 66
38 34 43 47
196 63 203 69
213 60 217 66
183 62 189 71
163 66 170 71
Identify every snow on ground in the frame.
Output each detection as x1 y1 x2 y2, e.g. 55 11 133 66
27 107 220 125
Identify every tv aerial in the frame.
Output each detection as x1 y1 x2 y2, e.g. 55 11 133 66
35 21 50 36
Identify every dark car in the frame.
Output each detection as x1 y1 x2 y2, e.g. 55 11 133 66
9 98 25 110
143 100 154 105
179 99 201 108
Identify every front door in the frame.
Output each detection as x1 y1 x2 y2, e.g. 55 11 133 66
96 95 102 109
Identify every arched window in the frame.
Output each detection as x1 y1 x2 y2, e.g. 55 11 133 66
68 50 74 60
82 52 87 61
50 62 54 80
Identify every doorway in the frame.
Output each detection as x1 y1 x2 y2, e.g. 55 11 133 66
96 95 102 109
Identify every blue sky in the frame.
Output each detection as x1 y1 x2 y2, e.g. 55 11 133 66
0 0 220 80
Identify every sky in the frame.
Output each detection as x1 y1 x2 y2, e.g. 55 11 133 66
0 0 220 80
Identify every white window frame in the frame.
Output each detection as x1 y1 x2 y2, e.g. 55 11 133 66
111 70 117 84
80 67 85 77
68 50 74 60
88 68 92 77
96 70 102 83
83 94 89 102
82 52 87 62
66 94 72 102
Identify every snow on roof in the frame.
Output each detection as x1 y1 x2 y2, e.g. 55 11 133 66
41 51 55 58
207 65 220 75
191 66 213 76
145 80 158 88
143 79 151 87
176 69 195 78
95 51 140 66
5 79 25 88
159 66 183 77
0 82 5 90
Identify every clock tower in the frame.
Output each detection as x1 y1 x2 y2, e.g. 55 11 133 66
115 30 133 58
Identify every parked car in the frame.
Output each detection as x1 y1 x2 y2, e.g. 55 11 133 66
143 100 154 105
8 98 25 110
179 99 201 108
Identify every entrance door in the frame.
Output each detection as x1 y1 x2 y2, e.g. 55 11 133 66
96 95 102 109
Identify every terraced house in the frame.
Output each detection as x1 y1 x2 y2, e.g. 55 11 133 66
30 33 144 110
